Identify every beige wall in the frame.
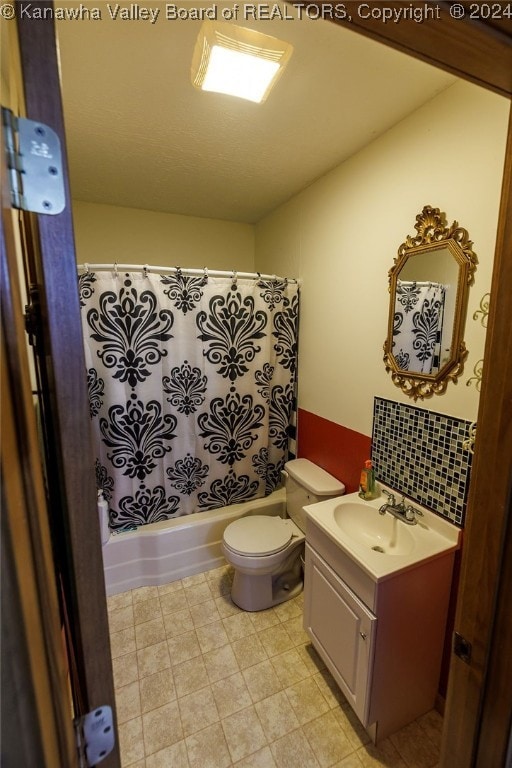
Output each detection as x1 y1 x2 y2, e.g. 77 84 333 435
72 201 255 272
255 80 510 436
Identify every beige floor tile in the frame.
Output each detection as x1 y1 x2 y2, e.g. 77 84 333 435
110 627 136 659
271 648 311 687
135 618 166 650
184 581 213 606
281 615 309 646
222 611 256 642
234 745 277 767
243 659 284 703
168 629 201 666
249 607 280 632
258 624 295 658
116 680 141 724
313 670 347 709
215 593 241 618
332 705 372 751
112 651 138 689
118 716 144 767
140 668 176 713
132 586 160 603
416 710 443 746
303 710 355 767
109 604 135 634
133 597 162 625
173 655 210 697
203 643 240 683
196 619 230 654
107 591 133 612
159 589 188 615
333 754 365 768
255 690 300 742
231 632 268 669
222 705 268 763
271 727 320 768
142 700 183 756
182 572 206 587
296 643 327 674
273 597 303 623
211 671 252 718
157 579 183 595
356 738 408 768
390 720 440 767
205 565 233 597
163 607 194 638
286 678 330 725
145 740 188 768
178 685 220 736
190 598 222 628
186 722 232 768
137 641 171 679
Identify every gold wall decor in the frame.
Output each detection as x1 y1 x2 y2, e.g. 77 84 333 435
466 359 484 392
383 205 477 400
473 292 490 327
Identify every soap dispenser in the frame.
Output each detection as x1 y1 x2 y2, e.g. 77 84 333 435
359 459 377 500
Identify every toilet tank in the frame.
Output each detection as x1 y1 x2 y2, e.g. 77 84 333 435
283 458 345 532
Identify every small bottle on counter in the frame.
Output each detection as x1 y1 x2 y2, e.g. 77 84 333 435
359 459 377 500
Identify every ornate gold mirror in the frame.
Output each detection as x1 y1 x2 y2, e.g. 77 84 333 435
383 206 477 399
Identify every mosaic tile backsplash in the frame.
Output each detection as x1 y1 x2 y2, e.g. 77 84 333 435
371 397 474 527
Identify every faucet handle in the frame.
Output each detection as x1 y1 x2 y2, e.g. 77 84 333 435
405 504 423 521
382 489 395 505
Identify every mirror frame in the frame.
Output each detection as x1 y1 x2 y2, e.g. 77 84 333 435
383 205 477 400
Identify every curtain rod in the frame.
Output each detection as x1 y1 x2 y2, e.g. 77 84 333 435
77 263 299 284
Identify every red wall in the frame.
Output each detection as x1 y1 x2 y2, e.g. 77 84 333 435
296 409 372 494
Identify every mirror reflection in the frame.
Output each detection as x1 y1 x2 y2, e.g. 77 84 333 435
384 206 477 400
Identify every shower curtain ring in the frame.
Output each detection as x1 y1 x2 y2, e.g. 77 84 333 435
232 270 238 284
114 262 118 277
84 262 90 273
143 264 149 278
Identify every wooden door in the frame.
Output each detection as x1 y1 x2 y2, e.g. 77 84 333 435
1 6 120 767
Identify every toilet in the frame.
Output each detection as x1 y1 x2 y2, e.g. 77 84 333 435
222 458 345 611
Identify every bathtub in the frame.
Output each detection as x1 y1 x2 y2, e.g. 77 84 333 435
101 487 286 595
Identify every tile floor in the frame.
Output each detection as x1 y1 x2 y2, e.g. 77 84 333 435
108 564 442 768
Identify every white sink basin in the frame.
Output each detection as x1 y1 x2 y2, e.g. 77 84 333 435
305 489 461 581
333 502 416 556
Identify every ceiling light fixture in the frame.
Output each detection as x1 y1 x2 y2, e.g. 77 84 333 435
191 21 293 104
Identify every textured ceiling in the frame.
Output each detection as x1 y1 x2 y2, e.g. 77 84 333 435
56 4 456 223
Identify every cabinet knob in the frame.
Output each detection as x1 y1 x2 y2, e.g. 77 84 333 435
359 632 367 640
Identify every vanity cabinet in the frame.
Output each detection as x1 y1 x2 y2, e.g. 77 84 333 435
304 517 456 742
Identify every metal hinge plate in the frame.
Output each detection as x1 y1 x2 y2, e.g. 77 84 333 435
74 705 115 767
2 107 65 215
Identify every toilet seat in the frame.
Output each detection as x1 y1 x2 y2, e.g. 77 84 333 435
223 516 294 557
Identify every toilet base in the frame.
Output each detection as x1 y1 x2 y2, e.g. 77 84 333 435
230 549 304 612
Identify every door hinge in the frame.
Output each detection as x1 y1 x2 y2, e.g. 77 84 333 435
2 107 65 215
24 285 42 350
74 706 115 767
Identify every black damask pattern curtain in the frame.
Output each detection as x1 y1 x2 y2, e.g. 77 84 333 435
79 270 299 531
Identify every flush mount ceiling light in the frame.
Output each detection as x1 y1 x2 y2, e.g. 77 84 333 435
191 21 293 104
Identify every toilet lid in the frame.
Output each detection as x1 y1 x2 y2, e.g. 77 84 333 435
223 516 294 556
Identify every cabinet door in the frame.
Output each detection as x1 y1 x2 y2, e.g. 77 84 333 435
304 545 376 726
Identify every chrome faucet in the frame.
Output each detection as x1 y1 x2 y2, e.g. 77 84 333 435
379 489 423 526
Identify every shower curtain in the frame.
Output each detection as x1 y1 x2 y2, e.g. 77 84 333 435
79 269 299 531
392 280 446 374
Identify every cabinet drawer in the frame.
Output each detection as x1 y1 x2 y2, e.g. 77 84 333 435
306 519 376 611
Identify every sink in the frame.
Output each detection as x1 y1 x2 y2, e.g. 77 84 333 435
333 502 415 556
304 489 461 581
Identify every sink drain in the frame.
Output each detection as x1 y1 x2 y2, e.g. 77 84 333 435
371 545 386 554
